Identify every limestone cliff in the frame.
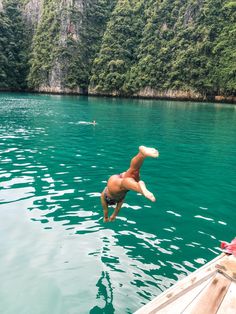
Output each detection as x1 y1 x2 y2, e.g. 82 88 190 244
1 0 235 102
22 0 43 28
22 0 115 94
22 0 86 93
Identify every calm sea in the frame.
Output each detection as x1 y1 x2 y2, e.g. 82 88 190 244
0 93 235 314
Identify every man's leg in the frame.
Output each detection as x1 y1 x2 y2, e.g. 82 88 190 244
121 146 158 202
121 178 156 202
124 146 159 180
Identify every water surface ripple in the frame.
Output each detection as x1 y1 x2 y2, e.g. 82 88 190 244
0 94 236 314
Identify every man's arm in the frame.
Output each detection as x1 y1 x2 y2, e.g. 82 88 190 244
110 199 124 221
101 193 109 222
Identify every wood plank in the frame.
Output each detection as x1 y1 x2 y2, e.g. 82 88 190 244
156 276 212 314
216 255 236 280
134 254 224 314
182 272 231 314
217 282 236 314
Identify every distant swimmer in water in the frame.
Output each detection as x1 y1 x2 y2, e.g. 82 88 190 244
78 120 97 125
101 146 159 222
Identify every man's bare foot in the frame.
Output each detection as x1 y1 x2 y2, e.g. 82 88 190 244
139 180 156 202
139 146 159 158
103 217 109 223
144 191 156 202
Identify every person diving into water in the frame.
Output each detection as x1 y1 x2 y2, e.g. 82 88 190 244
101 146 159 222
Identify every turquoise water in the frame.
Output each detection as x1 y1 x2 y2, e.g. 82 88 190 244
0 93 235 314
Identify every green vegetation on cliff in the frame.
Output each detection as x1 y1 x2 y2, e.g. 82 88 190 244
0 0 29 89
27 0 61 88
212 2 236 95
92 0 236 96
27 0 116 91
90 0 146 93
60 0 116 91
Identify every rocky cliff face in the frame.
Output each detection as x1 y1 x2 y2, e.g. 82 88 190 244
22 0 116 95
136 88 205 101
49 0 85 94
22 0 43 28
48 0 85 93
22 0 86 93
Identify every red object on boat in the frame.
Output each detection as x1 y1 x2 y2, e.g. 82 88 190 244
220 238 236 256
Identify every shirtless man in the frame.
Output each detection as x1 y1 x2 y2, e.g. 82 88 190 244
101 146 159 222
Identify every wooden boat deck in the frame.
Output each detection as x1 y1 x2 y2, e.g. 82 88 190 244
134 254 236 314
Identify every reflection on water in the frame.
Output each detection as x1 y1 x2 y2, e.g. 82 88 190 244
90 271 115 314
0 93 236 313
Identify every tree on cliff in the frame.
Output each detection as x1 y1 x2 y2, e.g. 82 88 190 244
90 0 236 97
0 0 29 90
90 0 146 94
